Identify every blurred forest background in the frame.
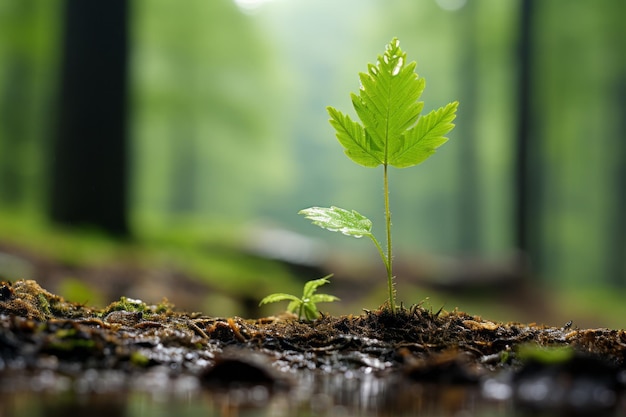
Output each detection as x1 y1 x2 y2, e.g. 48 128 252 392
0 0 624 327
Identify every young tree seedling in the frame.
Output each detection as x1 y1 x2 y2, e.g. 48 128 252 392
259 275 339 321
299 38 458 312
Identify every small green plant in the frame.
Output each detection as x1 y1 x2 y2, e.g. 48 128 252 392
299 38 458 312
259 275 339 321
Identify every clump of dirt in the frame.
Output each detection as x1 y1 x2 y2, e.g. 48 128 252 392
1 279 626 414
2 279 626 373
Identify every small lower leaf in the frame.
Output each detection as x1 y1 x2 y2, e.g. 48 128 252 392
299 206 373 238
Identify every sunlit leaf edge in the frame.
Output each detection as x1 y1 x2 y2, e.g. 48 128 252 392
258 293 300 306
310 294 341 303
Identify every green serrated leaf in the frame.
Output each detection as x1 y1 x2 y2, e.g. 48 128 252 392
353 57 423 153
329 37 437 169
302 275 333 299
298 206 373 238
328 107 382 167
258 293 300 306
388 101 458 168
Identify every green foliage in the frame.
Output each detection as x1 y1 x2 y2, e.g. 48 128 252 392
103 296 149 315
300 38 458 312
517 344 574 364
130 351 150 367
327 38 458 169
259 275 339 321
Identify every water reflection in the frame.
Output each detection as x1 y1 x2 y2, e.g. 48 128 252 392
1 369 624 417
0 372 490 417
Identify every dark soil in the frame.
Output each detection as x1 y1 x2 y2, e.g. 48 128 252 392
2 279 626 415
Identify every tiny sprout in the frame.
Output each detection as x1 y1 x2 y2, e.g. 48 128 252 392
259 275 339 321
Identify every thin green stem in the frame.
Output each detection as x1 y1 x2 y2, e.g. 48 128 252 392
368 234 388 273
383 164 395 311
298 301 304 321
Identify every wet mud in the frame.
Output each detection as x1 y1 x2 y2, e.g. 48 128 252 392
1 279 626 416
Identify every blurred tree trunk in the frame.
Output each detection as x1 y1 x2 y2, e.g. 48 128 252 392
606 3 626 288
0 1 36 206
605 50 626 289
456 1 481 253
608 80 626 287
169 124 198 214
168 38 199 215
0 54 29 205
514 0 540 271
49 0 129 236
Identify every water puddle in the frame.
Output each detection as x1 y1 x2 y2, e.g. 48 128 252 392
1 367 624 417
